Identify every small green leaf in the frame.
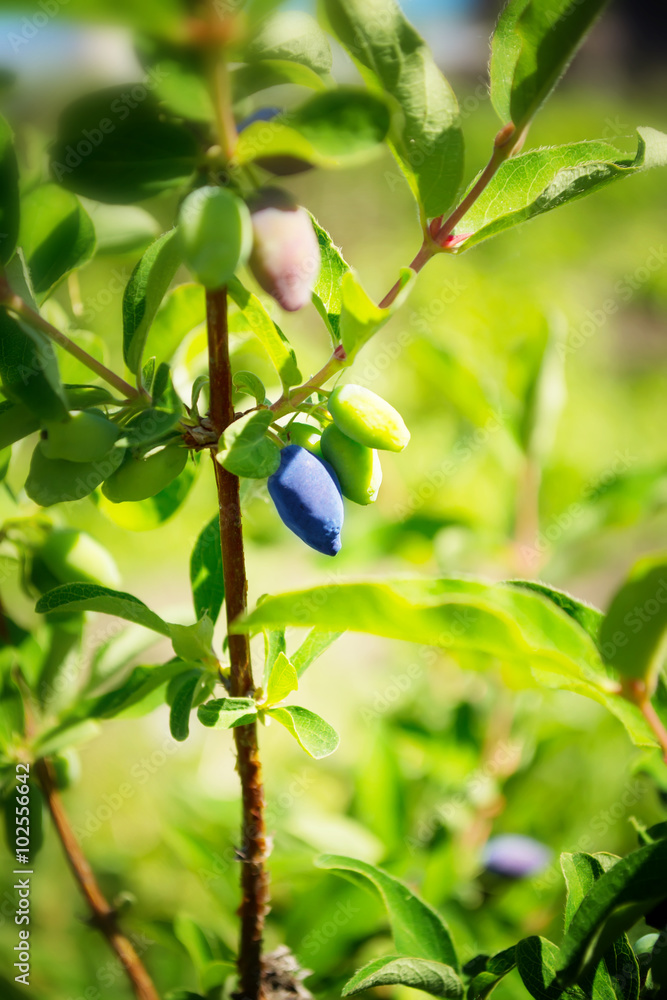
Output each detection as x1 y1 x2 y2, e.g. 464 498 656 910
169 616 216 665
169 669 203 741
317 855 459 968
343 956 463 998
87 660 190 719
50 86 198 203
25 441 125 506
244 11 332 75
233 371 268 406
599 554 667 688
264 652 298 706
216 410 280 479
323 0 463 217
228 277 301 388
154 62 215 123
190 516 224 625
197 697 257 729
516 936 574 1000
454 129 667 250
231 60 327 102
291 629 342 677
177 187 252 290
340 268 415 363
311 216 350 343
491 0 610 129
35 583 171 636
19 185 95 302
0 310 68 421
123 229 183 374
466 947 517 1000
267 705 339 758
173 914 215 973
262 628 286 687
0 114 20 265
235 88 391 169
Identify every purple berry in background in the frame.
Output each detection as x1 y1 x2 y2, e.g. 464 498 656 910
248 188 321 311
482 835 552 879
237 107 282 132
268 445 343 556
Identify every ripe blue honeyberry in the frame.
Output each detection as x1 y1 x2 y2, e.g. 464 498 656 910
482 835 551 879
267 445 343 556
237 107 282 131
248 188 321 311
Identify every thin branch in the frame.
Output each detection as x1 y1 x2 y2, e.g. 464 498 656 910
35 758 160 1000
270 350 346 420
0 287 140 401
640 698 667 761
207 288 269 1000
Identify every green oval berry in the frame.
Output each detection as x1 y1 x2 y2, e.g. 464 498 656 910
178 186 252 289
320 423 381 505
102 443 188 503
41 410 119 464
26 442 125 507
328 384 410 453
287 421 322 457
39 528 121 589
51 750 81 791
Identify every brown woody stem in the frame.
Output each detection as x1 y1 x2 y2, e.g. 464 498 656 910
35 758 159 1000
206 287 269 1000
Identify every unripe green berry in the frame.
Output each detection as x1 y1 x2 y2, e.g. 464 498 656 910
178 186 252 289
320 423 381 505
102 444 188 503
287 421 322 456
39 527 121 588
328 384 410 452
41 410 119 464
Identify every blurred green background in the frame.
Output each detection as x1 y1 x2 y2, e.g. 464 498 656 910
1 2 667 997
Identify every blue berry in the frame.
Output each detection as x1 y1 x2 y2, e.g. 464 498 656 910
237 107 282 132
268 445 343 555
482 835 551 878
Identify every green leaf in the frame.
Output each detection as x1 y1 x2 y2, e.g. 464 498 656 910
0 310 68 421
264 652 298 706
153 62 215 123
86 660 190 719
454 129 667 250
599 553 667 688
169 669 202 741
518 316 567 466
235 88 391 169
216 410 280 479
466 947 517 1000
89 203 160 256
343 956 463 998
190 516 224 625
35 583 171 636
123 229 183 374
561 853 615 932
311 216 350 343
267 705 339 758
340 268 415 363
323 0 463 217
244 11 332 75
507 582 603 644
143 283 206 369
233 371 268 406
19 185 96 302
0 114 20 265
516 936 580 1000
228 278 301 388
231 60 327 102
173 914 215 973
50 86 198 203
25 442 124 506
290 629 342 677
317 854 459 968
169 616 216 665
490 0 610 129
197 697 257 729
558 839 667 983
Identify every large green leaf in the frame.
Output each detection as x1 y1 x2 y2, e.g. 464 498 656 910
267 704 338 758
558 839 667 983
50 86 198 203
0 310 68 421
490 0 610 128
454 129 667 250
599 553 667 688
516 936 582 1000
228 278 301 388
311 216 351 343
235 88 390 169
123 229 183 374
0 114 19 265
507 582 603 644
323 0 463 217
244 10 332 75
190 515 224 625
317 854 459 969
343 955 463 998
35 583 171 636
19 185 95 302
